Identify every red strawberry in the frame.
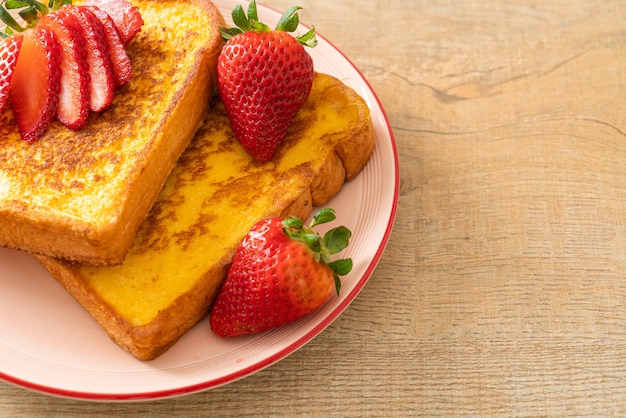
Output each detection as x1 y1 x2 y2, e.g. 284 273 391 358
0 35 22 112
63 4 116 112
1 0 141 141
38 10 90 130
85 5 132 86
217 0 317 162
85 0 143 45
210 208 353 337
9 27 62 142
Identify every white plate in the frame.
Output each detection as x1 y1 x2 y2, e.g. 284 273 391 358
0 0 398 401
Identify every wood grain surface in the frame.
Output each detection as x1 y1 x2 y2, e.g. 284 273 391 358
2 0 626 415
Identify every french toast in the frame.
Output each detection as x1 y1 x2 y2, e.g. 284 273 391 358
37 73 376 360
0 0 224 265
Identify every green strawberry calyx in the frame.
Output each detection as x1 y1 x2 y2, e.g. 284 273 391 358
282 208 353 295
0 0 70 37
220 0 317 48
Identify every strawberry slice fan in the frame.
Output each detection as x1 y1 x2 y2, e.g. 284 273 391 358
0 0 143 142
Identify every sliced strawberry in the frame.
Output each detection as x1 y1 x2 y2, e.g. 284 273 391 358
0 35 22 112
85 5 132 86
9 27 62 142
62 4 115 112
38 10 90 130
84 0 144 45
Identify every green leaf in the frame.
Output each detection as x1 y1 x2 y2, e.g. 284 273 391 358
297 26 318 48
5 0 30 9
247 0 258 22
332 273 342 295
303 233 321 253
323 226 352 255
310 208 336 228
328 258 353 275
250 19 271 33
276 5 302 32
219 26 242 41
283 216 304 229
0 4 25 32
18 5 38 23
231 4 250 32
17 0 48 14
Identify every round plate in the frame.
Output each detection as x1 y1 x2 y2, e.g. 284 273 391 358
0 0 399 401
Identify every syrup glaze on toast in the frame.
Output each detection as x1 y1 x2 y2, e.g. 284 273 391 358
0 0 224 265
38 73 376 360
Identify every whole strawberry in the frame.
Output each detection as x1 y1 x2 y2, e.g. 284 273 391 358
217 0 317 162
210 208 353 337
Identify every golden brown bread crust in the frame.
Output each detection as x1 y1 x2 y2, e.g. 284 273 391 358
37 73 376 360
41 254 230 359
0 0 224 265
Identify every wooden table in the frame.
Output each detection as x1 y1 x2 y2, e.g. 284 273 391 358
2 0 626 415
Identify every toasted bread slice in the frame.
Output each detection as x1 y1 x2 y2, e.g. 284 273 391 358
37 73 376 360
0 0 224 265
